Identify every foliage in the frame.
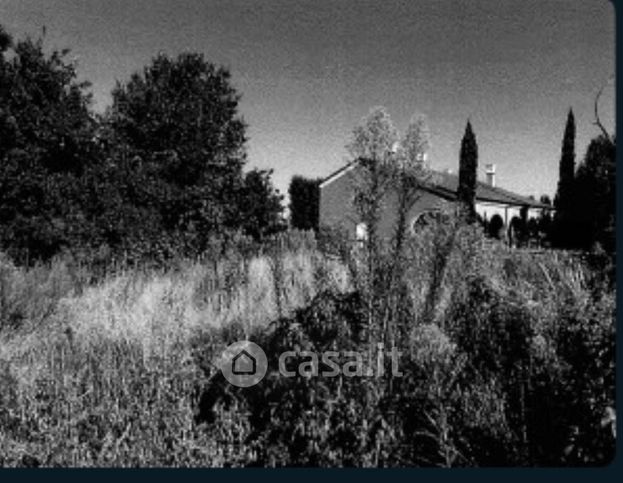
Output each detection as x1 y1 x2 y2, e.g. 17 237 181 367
193 223 614 467
555 110 577 212
0 223 615 467
107 52 246 188
95 52 285 259
346 107 398 312
0 26 615 469
487 214 505 240
237 169 285 240
392 114 431 254
104 52 248 252
550 110 615 252
347 106 398 164
573 135 615 252
457 121 478 223
288 176 321 231
0 29 98 263
552 109 577 248
0 26 285 265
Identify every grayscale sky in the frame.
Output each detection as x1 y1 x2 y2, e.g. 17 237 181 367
1 0 615 200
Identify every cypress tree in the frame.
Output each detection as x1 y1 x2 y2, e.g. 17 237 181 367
553 109 576 247
458 120 478 222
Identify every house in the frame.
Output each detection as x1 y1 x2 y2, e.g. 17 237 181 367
319 160 550 241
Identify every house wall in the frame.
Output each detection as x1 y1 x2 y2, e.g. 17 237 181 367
318 166 359 235
476 202 543 225
319 167 451 239
319 164 545 240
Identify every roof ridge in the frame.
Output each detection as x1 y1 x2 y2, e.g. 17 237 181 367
320 162 550 209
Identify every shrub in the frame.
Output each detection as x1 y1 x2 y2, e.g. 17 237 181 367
0 223 614 467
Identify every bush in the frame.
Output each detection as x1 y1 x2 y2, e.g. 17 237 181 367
194 223 614 467
0 222 614 467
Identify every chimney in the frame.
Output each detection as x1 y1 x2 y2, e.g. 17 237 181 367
485 164 496 187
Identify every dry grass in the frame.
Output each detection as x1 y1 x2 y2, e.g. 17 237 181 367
0 243 350 466
0 228 614 467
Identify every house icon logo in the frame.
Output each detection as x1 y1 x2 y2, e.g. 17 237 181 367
232 349 256 375
219 341 267 387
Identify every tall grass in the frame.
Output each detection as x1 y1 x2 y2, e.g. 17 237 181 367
0 232 349 466
0 227 615 467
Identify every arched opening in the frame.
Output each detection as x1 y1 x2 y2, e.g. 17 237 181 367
488 214 505 240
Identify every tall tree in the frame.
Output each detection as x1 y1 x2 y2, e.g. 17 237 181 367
386 114 430 346
552 109 576 247
346 106 398 355
555 109 576 211
288 176 321 231
573 135 615 252
347 106 398 276
108 53 246 184
238 168 284 240
457 120 478 222
0 26 98 263
393 114 430 253
106 52 248 251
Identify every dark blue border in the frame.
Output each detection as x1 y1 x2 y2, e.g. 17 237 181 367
2 0 622 481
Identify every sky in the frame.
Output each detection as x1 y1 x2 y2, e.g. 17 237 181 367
1 0 615 200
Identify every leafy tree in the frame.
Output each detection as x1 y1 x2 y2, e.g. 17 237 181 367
343 106 401 368
105 52 248 251
552 109 576 247
0 26 98 263
75 152 178 263
573 135 615 252
347 106 398 252
238 168 285 240
457 120 478 222
108 53 246 183
347 107 398 286
387 114 431 344
393 114 430 262
0 26 287 264
288 176 321 231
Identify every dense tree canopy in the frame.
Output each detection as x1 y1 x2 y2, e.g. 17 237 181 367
573 135 615 252
105 53 249 243
0 26 283 264
237 168 285 240
107 53 246 185
0 28 98 262
0 23 613 263
549 107 615 252
288 176 321 231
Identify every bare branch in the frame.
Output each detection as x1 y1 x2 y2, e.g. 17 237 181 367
593 79 613 141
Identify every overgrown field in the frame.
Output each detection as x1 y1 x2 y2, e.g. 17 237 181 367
0 227 615 467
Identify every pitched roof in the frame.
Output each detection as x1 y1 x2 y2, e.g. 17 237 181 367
318 161 361 189
424 170 549 208
320 162 549 209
